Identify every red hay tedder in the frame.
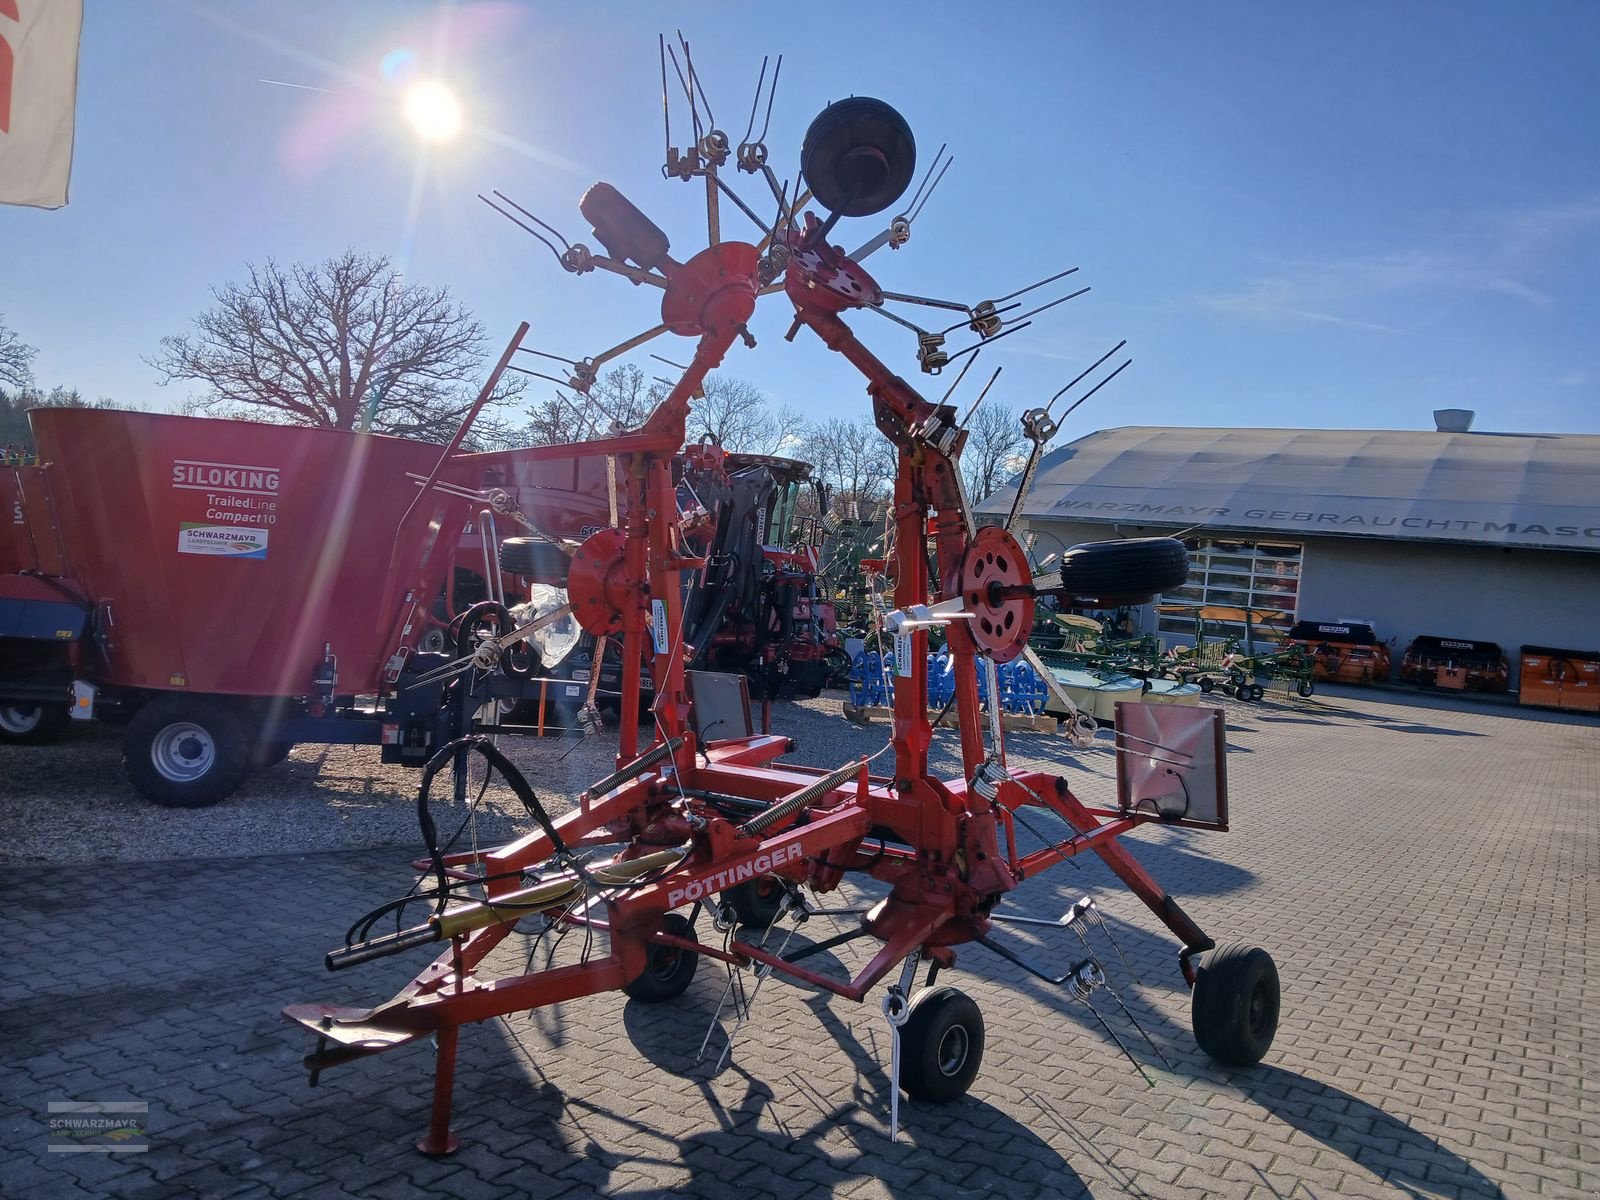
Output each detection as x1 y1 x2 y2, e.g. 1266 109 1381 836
2 45 1281 1155
269 61 1280 1154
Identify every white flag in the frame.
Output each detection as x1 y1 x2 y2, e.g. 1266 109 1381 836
0 0 82 209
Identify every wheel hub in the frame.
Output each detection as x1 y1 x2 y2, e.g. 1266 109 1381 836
0 704 42 734
151 722 216 783
959 526 1034 664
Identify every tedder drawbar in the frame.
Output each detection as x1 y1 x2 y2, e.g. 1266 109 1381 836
285 44 1281 1153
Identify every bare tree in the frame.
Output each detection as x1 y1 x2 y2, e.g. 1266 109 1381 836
802 416 894 518
0 313 36 391
518 366 805 458
519 363 660 446
150 250 522 441
961 402 1028 503
688 374 803 456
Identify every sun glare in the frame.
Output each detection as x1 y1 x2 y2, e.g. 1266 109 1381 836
403 80 463 143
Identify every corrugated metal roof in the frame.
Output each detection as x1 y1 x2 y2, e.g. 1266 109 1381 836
977 426 1600 553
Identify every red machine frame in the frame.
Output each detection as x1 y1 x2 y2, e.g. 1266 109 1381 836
287 83 1268 1157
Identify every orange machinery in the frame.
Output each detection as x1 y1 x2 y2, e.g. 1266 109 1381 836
1518 645 1600 712
1285 620 1392 686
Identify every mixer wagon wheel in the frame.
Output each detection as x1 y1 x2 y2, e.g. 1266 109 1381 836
123 696 250 808
1191 942 1280 1065
899 986 986 1102
621 913 699 1003
0 703 69 745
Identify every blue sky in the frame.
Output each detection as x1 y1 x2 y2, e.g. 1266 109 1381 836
3 0 1598 435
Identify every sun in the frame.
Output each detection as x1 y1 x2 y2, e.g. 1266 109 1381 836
403 81 463 143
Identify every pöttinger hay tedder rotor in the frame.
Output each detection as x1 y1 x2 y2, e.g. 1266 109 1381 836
286 40 1281 1154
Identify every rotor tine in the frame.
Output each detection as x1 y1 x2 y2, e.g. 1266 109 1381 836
1044 340 1128 416
740 56 767 145
517 347 580 366
908 151 953 223
1086 993 1156 1086
659 34 672 163
678 32 716 131
903 141 947 218
491 191 572 252
943 320 1033 366
478 194 565 268
507 365 577 390
993 265 1081 306
758 55 782 144
938 349 980 403
665 42 700 146
1001 286 1091 331
1100 976 1172 1071
1055 358 1132 425
958 366 1004 427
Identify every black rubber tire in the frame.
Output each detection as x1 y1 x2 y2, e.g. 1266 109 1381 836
0 702 70 745
722 878 787 927
1055 538 1190 605
1198 676 1215 694
622 913 699 1003
800 96 916 218
252 740 295 769
499 538 570 584
1295 679 1315 698
1192 943 1280 1066
455 600 536 681
122 696 250 808
899 986 985 1102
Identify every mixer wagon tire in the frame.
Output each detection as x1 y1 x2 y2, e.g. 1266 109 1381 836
723 878 787 927
623 914 698 1003
0 703 68 745
500 538 570 584
1055 538 1190 604
253 740 295 769
1191 942 1279 1066
123 698 250 808
899 986 985 1102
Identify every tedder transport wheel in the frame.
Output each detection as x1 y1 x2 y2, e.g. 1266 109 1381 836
1191 942 1280 1065
123 697 250 808
723 877 788 927
623 914 698 1003
1296 679 1315 698
0 703 69 746
899 986 986 1102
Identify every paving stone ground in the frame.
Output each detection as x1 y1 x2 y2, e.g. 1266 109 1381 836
2 687 1596 1199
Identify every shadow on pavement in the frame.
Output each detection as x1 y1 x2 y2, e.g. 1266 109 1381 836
1236 1064 1507 1199
581 990 1093 1197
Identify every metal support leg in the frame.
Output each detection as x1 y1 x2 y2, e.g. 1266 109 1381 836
417 1026 461 1157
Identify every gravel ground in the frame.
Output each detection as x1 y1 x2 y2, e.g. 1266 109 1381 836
0 691 1131 864
4 683 1577 866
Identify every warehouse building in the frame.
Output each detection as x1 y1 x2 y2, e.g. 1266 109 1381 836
978 415 1600 678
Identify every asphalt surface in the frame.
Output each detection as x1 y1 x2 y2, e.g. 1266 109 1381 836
1 686 1596 1199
